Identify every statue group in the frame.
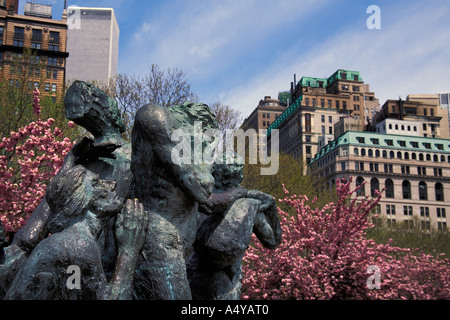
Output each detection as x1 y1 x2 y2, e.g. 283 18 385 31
0 81 281 300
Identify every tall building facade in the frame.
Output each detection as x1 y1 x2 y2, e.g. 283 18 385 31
372 95 449 139
0 0 68 99
267 69 379 164
308 130 450 231
65 6 119 84
241 95 287 132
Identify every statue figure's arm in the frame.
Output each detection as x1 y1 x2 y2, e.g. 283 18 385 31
107 199 148 300
247 190 282 249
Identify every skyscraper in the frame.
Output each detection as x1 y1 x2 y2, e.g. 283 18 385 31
65 6 119 84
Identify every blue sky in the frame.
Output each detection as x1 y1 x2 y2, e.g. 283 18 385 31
19 0 450 120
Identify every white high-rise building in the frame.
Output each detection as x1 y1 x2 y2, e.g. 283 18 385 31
65 6 119 84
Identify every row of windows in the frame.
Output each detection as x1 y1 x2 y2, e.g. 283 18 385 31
386 205 446 219
354 138 446 150
10 27 60 51
352 161 444 177
8 79 58 93
355 177 445 201
386 218 447 230
354 148 449 163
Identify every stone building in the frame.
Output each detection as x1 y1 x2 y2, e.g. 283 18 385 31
0 0 68 99
372 95 449 139
308 130 450 231
267 69 379 164
65 6 119 85
241 95 287 132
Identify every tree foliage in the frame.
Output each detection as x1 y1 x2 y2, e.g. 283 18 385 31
242 178 450 300
0 89 74 237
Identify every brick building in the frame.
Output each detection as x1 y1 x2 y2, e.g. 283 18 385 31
267 69 379 164
0 0 68 99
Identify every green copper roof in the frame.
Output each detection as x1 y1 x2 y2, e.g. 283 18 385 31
267 95 303 136
309 130 450 164
327 69 362 85
298 76 328 88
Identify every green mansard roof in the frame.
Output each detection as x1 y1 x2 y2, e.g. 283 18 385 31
310 130 450 164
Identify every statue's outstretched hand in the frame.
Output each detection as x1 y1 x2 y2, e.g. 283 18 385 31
247 190 282 249
115 199 149 254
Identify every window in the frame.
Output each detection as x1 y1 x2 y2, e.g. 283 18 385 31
434 168 443 177
401 165 410 174
418 166 426 175
312 99 316 107
419 181 428 200
0 26 4 46
32 29 42 42
321 115 325 122
321 99 325 107
48 57 58 66
356 177 365 196
385 139 393 146
398 141 406 147
322 126 325 134
420 207 429 217
384 164 393 173
336 100 340 108
385 179 394 198
45 83 50 92
328 126 333 134
402 180 411 199
437 222 447 231
382 150 387 158
262 113 266 118
306 146 311 154
437 208 446 218
356 137 365 144
328 100 332 107
386 204 396 215
411 141 419 148
305 135 311 143
305 98 309 106
435 183 444 201
354 148 359 156
49 31 60 44
404 206 413 216
328 116 332 123
370 178 380 197
341 162 346 171
371 138 379 145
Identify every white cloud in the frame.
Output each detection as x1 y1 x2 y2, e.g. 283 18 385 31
222 1 450 118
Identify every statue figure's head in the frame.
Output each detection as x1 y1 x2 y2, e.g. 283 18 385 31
64 81 125 143
46 165 123 233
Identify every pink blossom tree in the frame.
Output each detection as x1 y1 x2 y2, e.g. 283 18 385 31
0 89 74 237
242 178 450 300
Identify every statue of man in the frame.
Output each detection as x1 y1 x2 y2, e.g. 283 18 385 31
131 102 217 300
4 165 148 300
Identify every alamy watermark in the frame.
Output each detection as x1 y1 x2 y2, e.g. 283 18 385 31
66 265 81 290
67 6 82 30
366 5 381 30
170 122 280 175
366 265 381 290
